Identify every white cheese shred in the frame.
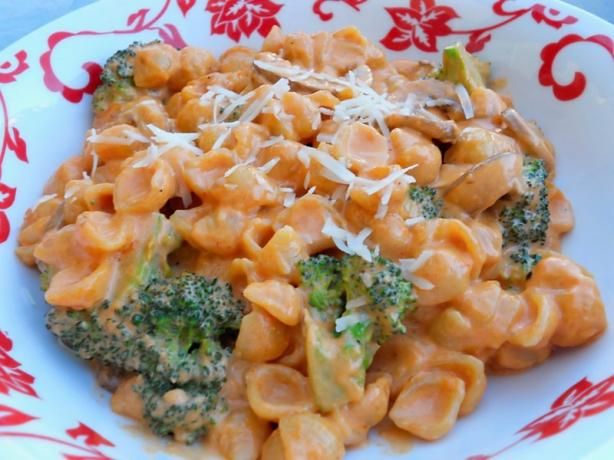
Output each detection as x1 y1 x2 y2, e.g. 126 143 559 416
346 296 368 310
335 312 370 333
399 250 436 290
259 157 281 174
455 84 474 120
321 216 373 262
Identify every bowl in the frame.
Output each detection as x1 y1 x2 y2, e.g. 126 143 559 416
0 0 612 458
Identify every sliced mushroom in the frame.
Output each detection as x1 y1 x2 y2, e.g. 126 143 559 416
387 108 459 142
502 108 555 172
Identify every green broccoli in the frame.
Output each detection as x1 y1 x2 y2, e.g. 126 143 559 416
44 214 245 442
438 42 490 93
300 253 416 411
39 263 52 291
407 185 443 220
297 255 344 318
340 255 414 344
92 41 159 113
498 156 550 278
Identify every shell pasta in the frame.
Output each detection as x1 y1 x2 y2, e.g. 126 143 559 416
17 25 606 459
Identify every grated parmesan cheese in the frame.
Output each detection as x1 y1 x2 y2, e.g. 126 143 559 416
90 151 99 178
321 216 373 262
224 158 255 178
259 136 285 149
259 157 280 174
399 250 436 290
346 296 368 309
335 312 370 333
405 216 426 227
148 124 202 155
132 144 162 169
455 84 474 120
282 188 296 208
34 194 57 207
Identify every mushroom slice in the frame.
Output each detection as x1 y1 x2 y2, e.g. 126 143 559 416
502 108 555 172
387 108 459 142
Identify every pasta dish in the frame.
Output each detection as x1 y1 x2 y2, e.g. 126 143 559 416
16 25 606 459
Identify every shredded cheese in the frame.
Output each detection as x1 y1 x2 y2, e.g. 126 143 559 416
322 216 373 262
335 312 370 333
34 194 57 207
399 250 436 290
405 216 426 227
303 170 311 189
90 151 99 178
148 124 202 155
259 157 280 174
281 187 296 207
132 144 162 169
259 136 285 149
455 84 474 119
224 158 255 178
346 296 369 310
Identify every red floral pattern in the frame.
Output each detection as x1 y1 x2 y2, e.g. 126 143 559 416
381 0 458 52
0 406 114 459
468 374 614 460
0 0 610 457
177 0 198 16
206 0 283 42
0 330 114 457
0 51 29 244
66 423 114 448
380 0 578 54
539 33 614 101
40 0 188 104
312 0 367 21
0 404 37 426
0 331 38 398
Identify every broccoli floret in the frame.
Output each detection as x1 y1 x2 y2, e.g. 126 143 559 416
135 355 228 443
39 263 52 291
301 253 416 411
407 185 443 219
298 255 344 318
92 41 159 113
509 245 543 276
47 271 244 440
498 157 550 278
341 255 415 344
44 214 244 442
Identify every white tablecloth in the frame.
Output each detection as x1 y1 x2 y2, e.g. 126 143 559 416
0 0 612 49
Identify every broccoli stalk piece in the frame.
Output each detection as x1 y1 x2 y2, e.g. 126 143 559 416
438 43 490 93
407 185 443 220
297 255 344 318
45 214 245 442
300 254 416 411
498 156 550 278
92 41 159 113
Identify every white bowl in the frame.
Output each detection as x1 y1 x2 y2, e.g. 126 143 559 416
0 0 612 458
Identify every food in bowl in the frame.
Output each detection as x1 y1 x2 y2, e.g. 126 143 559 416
15 24 606 459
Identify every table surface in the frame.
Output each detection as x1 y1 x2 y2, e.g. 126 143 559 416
0 0 612 49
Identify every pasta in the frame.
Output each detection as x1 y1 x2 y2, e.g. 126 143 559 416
17 24 606 458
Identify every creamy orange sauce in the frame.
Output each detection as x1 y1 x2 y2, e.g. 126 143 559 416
17 23 606 460
375 417 415 455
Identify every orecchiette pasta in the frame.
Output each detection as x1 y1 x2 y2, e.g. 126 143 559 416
18 23 606 459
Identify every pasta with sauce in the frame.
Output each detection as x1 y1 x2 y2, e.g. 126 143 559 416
17 25 606 459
